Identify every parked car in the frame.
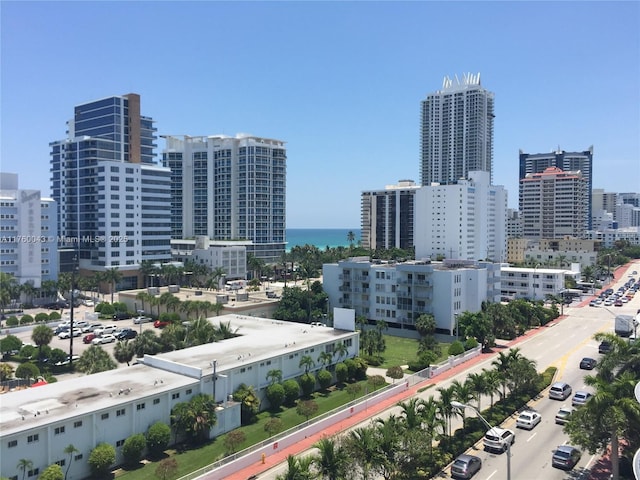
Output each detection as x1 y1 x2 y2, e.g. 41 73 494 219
483 427 515 453
94 324 118 336
552 445 581 470
73 320 89 329
92 334 116 345
154 320 170 329
599 341 612 354
555 406 575 425
83 300 95 307
83 333 96 344
516 410 542 430
116 329 138 340
82 322 103 333
58 328 81 339
579 357 597 370
54 325 70 335
614 300 623 307
549 382 572 400
113 312 132 320
54 354 79 366
572 391 593 407
133 316 152 324
451 454 482 479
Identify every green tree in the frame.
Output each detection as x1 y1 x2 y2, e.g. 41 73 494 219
299 354 315 374
335 362 348 384
17 458 33 480
283 379 300 406
313 437 348 480
345 382 362 400
170 394 217 444
146 422 171 458
266 383 286 411
317 369 333 390
38 464 63 480
565 370 640 480
31 324 54 363
113 340 136 366
63 444 78 480
296 399 319 421
132 329 161 357
386 365 404 383
88 443 116 477
264 417 284 437
75 345 117 374
0 334 22 356
0 363 14 381
15 362 39 381
122 433 147 465
298 372 316 397
415 313 436 337
276 454 314 480
266 369 283 385
233 383 261 425
102 267 122 304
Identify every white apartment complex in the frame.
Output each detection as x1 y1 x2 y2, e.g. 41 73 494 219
0 314 358 480
162 134 286 263
500 266 568 301
171 236 247 280
414 171 507 263
0 173 58 288
323 257 501 335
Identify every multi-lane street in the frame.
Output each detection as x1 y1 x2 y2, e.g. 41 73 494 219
253 262 640 480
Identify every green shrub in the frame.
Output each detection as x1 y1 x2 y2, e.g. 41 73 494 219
448 341 465 356
335 362 348 384
464 337 479 350
407 351 438 371
113 302 128 313
298 372 316 397
15 362 40 380
35 312 49 323
38 464 63 480
99 303 114 316
122 433 146 465
49 311 61 320
88 442 116 476
266 383 285 411
146 422 171 458
19 345 36 360
316 369 333 390
20 314 34 324
6 316 19 327
282 379 300 406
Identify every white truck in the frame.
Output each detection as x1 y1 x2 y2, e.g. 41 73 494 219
615 314 634 337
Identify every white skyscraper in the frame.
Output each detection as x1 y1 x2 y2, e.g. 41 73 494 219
162 134 286 262
413 171 507 262
420 73 495 186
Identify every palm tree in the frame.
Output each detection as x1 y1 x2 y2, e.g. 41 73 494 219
436 385 456 438
266 369 283 385
75 345 117 374
345 427 378 480
482 369 501 407
491 350 514 399
132 330 161 357
313 437 347 480
299 355 315 374
317 351 333 369
135 291 151 314
31 325 54 363
17 458 33 480
171 394 217 444
420 397 443 458
63 444 79 480
113 340 136 366
214 320 238 340
451 379 474 427
397 397 425 430
372 416 401 479
276 454 314 480
347 231 356 248
333 342 349 361
102 267 122 303
567 371 640 480
466 372 488 411
20 280 37 306
139 260 159 288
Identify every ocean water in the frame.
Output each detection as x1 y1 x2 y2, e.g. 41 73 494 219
286 228 360 251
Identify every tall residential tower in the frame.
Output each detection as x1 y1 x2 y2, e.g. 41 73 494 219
50 94 171 289
420 73 495 186
162 134 286 262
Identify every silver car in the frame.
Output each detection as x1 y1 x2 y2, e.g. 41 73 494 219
451 454 482 479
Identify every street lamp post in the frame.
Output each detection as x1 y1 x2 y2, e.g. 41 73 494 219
69 254 79 371
454 313 459 340
452 401 511 480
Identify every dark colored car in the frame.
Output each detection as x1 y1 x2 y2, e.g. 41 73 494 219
579 357 597 370
451 454 482 479
599 341 612 354
552 445 581 470
113 312 132 320
116 329 138 340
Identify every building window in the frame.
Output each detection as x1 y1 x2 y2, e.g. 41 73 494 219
54 426 65 435
74 454 83 461
171 393 180 400
73 421 83 428
186 389 192 395
8 440 17 448
55 459 66 467
136 403 146 410
116 408 125 417
27 468 39 477
153 398 160 405
116 439 125 447
27 434 39 443
101 413 109 420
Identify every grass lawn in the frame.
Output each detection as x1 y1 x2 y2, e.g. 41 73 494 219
115 379 384 479
379 335 450 369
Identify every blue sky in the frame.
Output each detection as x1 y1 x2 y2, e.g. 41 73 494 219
2 1 639 229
